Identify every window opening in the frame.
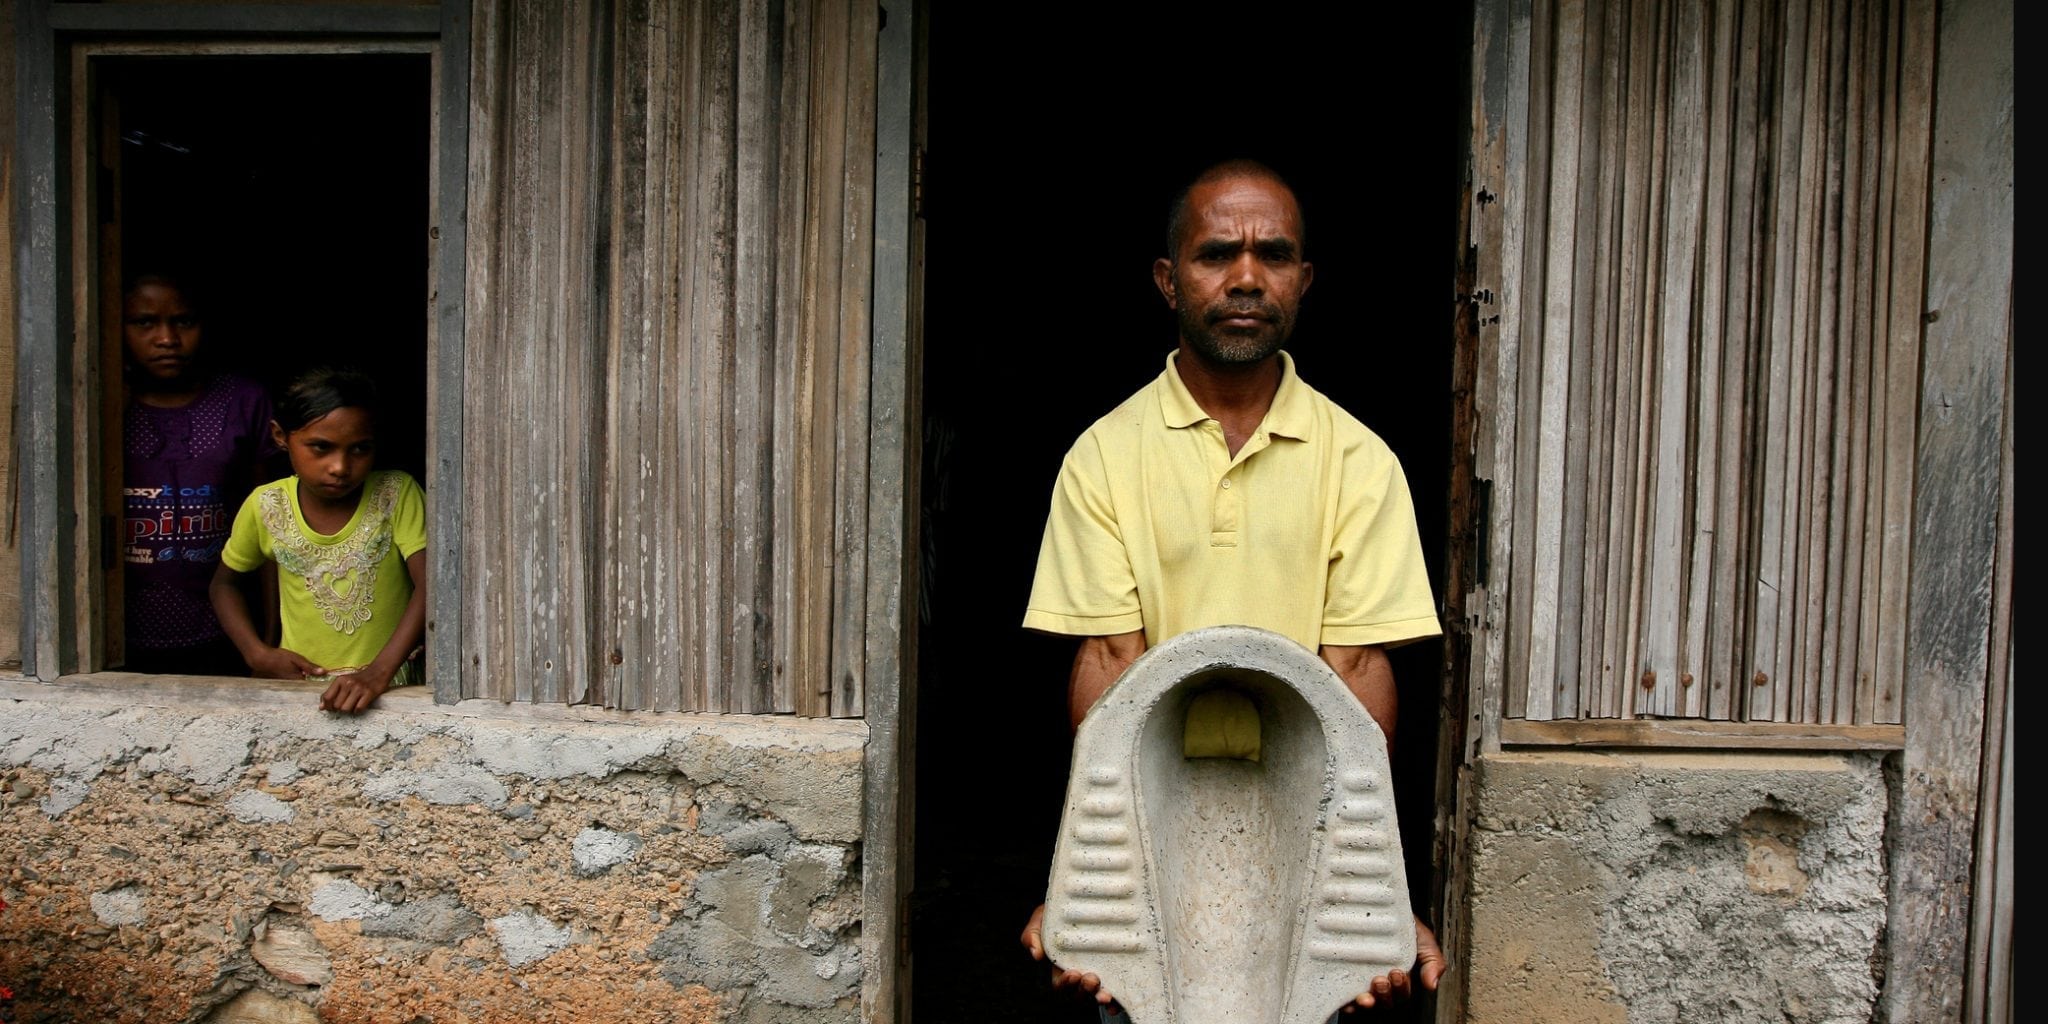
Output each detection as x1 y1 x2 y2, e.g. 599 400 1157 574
99 54 432 677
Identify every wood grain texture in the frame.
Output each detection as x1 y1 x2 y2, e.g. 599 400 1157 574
860 6 920 1016
1523 0 1580 720
1501 0 1547 722
1442 6 1526 1017
1883 0 2007 1016
1576 0 1625 719
1489 0 1939 730
1500 716 1903 750
1872 0 1930 727
0 1 20 667
1962 338 2012 1023
1637 0 1702 719
430 0 473 703
460 0 885 715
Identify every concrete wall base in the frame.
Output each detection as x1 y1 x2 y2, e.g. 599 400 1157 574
1463 750 1888 1024
0 677 866 1024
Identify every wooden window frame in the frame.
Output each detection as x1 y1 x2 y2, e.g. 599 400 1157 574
10 3 468 693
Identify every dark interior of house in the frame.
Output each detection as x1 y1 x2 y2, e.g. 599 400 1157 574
110 53 431 669
916 7 1472 1020
113 54 433 484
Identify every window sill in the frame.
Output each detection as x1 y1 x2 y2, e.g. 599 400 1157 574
0 671 870 737
1500 717 1904 752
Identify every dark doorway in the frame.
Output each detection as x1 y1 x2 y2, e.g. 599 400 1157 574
914 7 1472 1022
110 53 433 483
103 53 432 668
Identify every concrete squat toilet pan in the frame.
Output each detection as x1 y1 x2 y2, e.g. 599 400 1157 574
1044 625 1413 1024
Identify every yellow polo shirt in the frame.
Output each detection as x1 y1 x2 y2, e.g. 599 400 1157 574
1023 351 1440 651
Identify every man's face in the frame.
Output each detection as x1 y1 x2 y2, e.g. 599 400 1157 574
1154 176 1313 365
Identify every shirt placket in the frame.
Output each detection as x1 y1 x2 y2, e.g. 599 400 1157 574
1209 427 1272 548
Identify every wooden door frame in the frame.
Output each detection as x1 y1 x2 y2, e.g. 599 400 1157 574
860 2 925 1020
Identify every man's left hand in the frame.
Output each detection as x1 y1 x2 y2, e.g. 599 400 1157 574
1338 916 1446 1014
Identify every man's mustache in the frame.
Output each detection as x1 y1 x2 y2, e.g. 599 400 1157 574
1206 301 1283 323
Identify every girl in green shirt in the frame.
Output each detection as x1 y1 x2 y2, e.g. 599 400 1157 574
210 368 427 713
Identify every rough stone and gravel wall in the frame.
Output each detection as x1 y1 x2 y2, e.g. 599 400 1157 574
1462 750 1889 1024
0 678 866 1024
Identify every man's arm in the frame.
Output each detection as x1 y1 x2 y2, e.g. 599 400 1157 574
1021 628 1150 1011
1068 630 1148 732
1319 643 1398 754
1320 642 1448 1010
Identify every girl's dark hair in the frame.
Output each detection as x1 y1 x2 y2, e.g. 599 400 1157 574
277 367 380 433
124 271 207 316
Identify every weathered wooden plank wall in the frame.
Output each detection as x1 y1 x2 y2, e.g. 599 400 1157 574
1491 0 1934 724
461 0 878 715
0 1 21 667
1882 0 2011 1014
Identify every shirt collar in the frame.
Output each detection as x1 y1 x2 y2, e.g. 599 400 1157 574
1160 350 1313 440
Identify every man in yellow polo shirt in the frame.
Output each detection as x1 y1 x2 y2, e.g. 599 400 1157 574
1018 159 1447 1018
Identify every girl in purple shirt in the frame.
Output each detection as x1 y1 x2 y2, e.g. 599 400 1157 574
122 274 280 674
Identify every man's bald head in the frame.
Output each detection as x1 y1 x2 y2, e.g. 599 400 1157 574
1164 159 1305 260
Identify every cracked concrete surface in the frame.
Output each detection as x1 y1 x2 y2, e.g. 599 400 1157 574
0 678 866 1023
1463 751 1889 1024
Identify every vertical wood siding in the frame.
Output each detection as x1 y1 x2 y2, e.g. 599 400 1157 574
1488 0 1932 724
0 2 21 667
462 0 877 715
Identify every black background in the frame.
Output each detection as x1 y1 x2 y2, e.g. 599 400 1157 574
114 54 432 484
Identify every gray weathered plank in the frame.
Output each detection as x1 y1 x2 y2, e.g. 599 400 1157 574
1872 0 1932 727
1469 0 1527 751
1685 0 1738 719
1806 0 1850 725
1833 0 1880 723
1576 0 1625 718
16 0 80 679
1638 0 1703 719
829 0 879 719
1881 0 2008 1016
796 0 851 717
728 0 781 714
48 4 440 35
1962 335 2012 1022
1748 0 1811 722
429 0 473 704
1502 0 1552 721
860 5 920 1016
769 0 816 716
0 0 21 668
1524 0 1584 720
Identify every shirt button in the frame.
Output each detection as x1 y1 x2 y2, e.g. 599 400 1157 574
1220 479 1232 489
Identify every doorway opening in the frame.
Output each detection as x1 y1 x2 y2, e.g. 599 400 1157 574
913 7 1471 1022
96 52 432 669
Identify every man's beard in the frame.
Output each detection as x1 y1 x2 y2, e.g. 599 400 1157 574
1177 297 1294 365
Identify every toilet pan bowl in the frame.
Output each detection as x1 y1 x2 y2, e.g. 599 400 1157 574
1044 625 1413 1024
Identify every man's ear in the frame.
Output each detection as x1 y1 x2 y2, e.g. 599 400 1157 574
1152 258 1178 309
1300 260 1315 297
271 421 288 451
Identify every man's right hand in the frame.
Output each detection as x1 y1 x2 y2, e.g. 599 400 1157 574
1020 902 1122 1012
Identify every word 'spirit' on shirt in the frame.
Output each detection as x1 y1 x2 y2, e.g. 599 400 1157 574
123 374 277 652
